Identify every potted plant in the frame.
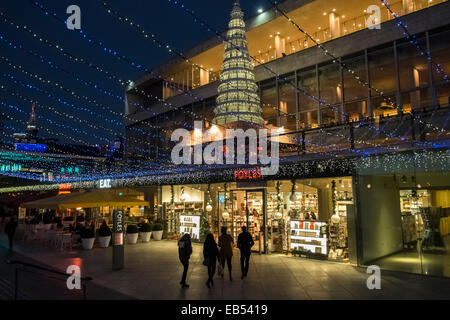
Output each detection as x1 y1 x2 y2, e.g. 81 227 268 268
152 223 163 241
126 224 139 244
80 228 95 250
139 223 152 242
97 224 112 248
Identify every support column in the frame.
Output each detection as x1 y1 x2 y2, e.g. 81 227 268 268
329 12 341 39
274 34 286 59
402 0 415 14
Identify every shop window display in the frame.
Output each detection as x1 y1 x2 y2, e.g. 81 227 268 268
161 178 354 262
162 185 205 241
358 171 450 278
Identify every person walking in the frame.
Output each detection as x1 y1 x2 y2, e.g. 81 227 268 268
218 226 234 281
203 233 219 288
237 226 254 279
5 215 18 251
178 233 192 288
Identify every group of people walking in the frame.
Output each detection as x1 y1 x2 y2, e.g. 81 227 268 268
178 226 254 289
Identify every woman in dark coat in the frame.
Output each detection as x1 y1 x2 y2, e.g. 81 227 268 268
178 233 192 288
203 233 219 288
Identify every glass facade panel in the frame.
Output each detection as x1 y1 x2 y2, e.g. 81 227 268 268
397 35 429 110
278 73 297 131
358 171 450 278
319 63 341 106
260 78 278 126
160 177 354 261
298 67 318 112
299 111 318 129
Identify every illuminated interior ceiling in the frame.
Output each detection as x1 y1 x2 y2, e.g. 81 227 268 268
178 0 386 75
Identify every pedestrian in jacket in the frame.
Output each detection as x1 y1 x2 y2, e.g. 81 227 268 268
218 226 234 281
178 233 192 288
203 233 219 288
5 216 18 250
237 226 254 279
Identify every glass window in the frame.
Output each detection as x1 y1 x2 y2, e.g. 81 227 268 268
343 54 368 102
397 35 429 92
297 67 318 112
260 78 277 126
321 107 339 126
299 111 318 129
319 63 341 106
279 73 297 131
430 29 450 86
368 44 396 95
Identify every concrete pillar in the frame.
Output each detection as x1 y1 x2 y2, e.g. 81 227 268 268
402 0 415 14
410 67 421 109
275 34 286 59
200 68 209 86
329 12 341 39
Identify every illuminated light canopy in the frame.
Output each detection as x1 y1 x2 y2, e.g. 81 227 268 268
212 0 264 126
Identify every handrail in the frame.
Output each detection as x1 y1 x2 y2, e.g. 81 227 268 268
6 259 93 281
6 259 92 300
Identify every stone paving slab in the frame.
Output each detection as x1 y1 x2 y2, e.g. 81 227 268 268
1 234 450 300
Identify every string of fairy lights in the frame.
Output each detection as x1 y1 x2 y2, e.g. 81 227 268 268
20 2 442 149
21 1 450 156
0 148 448 193
267 0 449 134
267 0 449 136
0 25 193 134
0 80 175 157
166 0 445 149
0 0 446 186
0 14 202 130
380 0 449 83
26 2 271 127
96 0 446 153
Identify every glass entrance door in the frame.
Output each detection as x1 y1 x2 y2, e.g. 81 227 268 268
245 190 266 253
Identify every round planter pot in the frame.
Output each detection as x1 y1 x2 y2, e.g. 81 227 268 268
127 233 139 244
81 237 95 250
98 236 111 248
140 232 152 243
152 230 163 241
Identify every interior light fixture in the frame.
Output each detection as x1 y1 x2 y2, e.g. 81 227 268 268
258 8 263 13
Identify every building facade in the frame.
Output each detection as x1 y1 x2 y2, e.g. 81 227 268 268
119 0 450 277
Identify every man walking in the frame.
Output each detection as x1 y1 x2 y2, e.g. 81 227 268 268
237 226 254 279
178 233 192 288
5 215 18 251
218 226 234 281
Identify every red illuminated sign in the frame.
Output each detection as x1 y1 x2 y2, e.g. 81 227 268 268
58 183 71 195
234 168 262 180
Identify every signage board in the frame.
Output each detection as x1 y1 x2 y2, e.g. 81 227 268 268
112 209 124 270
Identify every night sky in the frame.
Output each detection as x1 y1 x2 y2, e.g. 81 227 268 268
0 0 269 146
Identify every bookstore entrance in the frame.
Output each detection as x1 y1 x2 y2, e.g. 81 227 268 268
218 188 268 253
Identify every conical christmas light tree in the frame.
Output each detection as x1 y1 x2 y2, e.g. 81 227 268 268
213 0 264 126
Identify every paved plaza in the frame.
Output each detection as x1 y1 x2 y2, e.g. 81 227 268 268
1 233 450 300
